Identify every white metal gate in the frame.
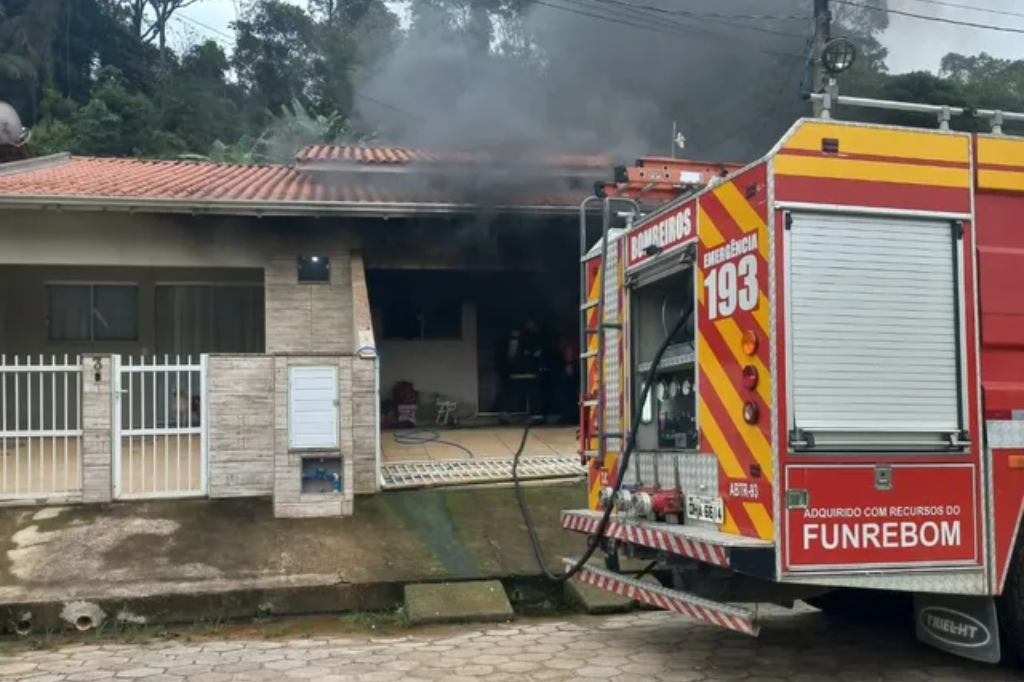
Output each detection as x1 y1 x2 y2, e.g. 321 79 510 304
0 355 83 501
113 355 207 499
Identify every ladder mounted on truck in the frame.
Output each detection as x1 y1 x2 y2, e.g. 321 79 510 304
594 157 743 203
579 157 740 466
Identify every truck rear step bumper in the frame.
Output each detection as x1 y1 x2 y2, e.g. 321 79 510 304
564 559 760 635
561 509 773 567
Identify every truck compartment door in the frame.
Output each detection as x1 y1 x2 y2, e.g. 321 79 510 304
785 212 966 451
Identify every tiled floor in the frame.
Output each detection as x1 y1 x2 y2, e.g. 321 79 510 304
2 427 580 498
0 438 80 497
0 435 203 498
381 425 579 463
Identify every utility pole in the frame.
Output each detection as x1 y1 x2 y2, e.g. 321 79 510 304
811 0 832 117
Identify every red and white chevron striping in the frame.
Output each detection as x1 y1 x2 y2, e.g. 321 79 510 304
561 512 729 566
571 563 757 635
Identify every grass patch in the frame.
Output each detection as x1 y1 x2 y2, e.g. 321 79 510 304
339 606 410 631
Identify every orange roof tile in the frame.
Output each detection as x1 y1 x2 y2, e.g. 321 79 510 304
0 154 594 215
295 144 612 169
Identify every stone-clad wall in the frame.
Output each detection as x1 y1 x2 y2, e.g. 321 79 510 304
81 355 113 504
206 355 276 498
349 251 380 495
264 233 355 355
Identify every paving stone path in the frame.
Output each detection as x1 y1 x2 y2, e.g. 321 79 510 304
0 607 1020 681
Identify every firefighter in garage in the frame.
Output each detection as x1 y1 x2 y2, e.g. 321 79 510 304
498 318 545 424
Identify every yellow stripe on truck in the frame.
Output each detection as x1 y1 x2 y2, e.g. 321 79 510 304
977 136 1024 169
775 155 971 188
976 136 1024 192
743 501 775 542
783 121 970 164
978 169 1024 192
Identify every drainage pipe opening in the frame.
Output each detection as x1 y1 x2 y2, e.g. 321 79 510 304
14 619 32 636
74 615 95 632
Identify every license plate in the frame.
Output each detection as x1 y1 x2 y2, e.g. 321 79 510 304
686 495 724 524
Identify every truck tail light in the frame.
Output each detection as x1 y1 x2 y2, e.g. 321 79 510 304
743 401 759 424
741 330 758 356
742 365 758 390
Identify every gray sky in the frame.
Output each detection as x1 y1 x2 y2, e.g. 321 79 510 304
885 0 1024 72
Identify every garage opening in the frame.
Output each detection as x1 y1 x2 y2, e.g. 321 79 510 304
367 267 582 485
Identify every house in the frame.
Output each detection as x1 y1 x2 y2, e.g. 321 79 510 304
0 144 613 516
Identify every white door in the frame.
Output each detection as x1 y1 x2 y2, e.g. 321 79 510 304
288 366 340 450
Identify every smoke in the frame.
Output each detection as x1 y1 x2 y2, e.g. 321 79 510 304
355 0 816 164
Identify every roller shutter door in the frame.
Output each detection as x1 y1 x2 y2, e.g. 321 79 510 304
787 212 962 438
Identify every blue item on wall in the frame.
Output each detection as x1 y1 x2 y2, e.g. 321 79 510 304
303 467 343 493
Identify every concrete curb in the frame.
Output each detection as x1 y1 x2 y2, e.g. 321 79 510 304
1 580 405 636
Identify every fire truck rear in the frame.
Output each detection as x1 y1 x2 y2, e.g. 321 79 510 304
564 96 1024 665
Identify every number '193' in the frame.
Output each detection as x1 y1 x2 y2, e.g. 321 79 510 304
704 254 758 320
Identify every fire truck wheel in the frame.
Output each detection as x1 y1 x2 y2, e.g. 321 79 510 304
997 534 1024 664
804 589 913 625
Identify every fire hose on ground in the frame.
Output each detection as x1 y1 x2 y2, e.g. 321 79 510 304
512 306 691 583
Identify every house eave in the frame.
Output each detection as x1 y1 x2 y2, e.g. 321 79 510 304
0 194 594 218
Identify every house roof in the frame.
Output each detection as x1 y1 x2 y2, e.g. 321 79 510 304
0 152 597 217
295 144 613 170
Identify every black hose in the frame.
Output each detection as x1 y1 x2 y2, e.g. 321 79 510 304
512 306 692 583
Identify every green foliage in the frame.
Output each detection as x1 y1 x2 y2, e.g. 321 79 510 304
2 0 393 161
1 0 1023 164
27 116 73 155
180 98 375 165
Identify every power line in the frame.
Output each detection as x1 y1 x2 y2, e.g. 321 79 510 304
699 37 814 154
898 0 1024 21
584 0 811 38
754 37 816 145
581 0 812 22
354 92 427 121
535 0 810 60
176 12 234 40
833 0 1024 35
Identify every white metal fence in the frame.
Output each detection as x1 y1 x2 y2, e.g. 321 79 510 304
114 355 207 499
0 355 83 500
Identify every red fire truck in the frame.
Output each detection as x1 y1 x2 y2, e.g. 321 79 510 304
564 95 1024 664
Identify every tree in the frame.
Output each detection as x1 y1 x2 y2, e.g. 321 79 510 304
161 40 245 154
109 0 208 53
0 6 37 83
309 0 400 116
0 0 65 120
940 52 1024 112
232 0 320 124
